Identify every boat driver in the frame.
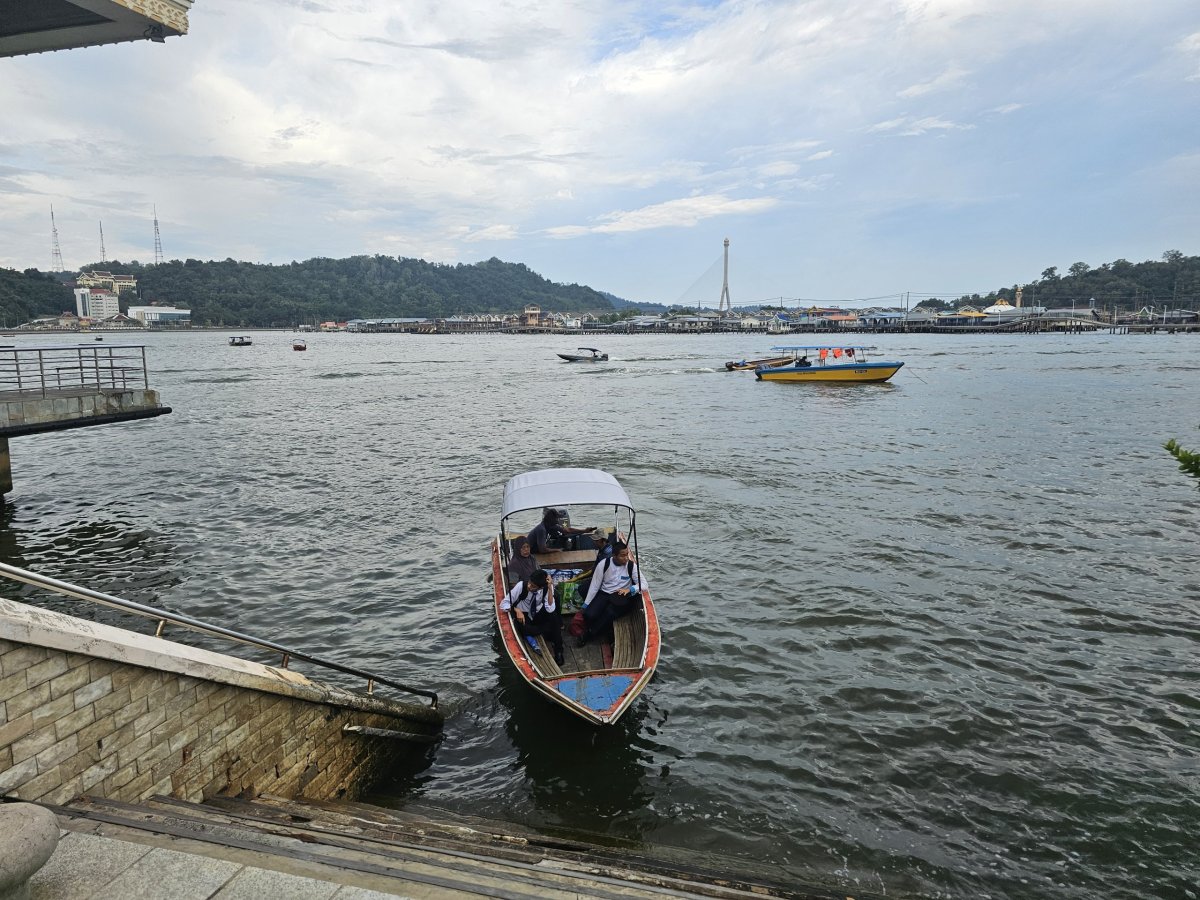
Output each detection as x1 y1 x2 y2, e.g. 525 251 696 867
527 508 589 554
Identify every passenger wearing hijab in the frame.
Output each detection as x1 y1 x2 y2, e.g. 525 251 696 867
507 536 537 586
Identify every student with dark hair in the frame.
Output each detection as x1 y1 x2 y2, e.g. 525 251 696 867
577 542 647 647
527 507 588 554
501 569 564 665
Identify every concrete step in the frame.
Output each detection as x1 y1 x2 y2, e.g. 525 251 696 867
49 795 833 900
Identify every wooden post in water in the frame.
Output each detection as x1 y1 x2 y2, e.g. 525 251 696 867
0 438 10 498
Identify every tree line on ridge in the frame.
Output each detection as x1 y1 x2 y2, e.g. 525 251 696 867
1 250 1197 329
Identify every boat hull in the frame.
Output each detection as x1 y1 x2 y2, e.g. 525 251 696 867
756 361 904 382
490 539 659 725
557 353 607 362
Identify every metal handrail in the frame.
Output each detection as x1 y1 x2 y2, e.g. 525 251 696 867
0 345 151 398
0 562 438 709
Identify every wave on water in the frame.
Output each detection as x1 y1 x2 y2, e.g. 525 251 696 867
187 374 261 383
619 354 708 362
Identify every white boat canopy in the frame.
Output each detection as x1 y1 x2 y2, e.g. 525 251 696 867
501 468 632 519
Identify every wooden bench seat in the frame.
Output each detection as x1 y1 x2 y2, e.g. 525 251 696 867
612 611 646 670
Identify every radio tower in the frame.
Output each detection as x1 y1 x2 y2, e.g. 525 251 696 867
99 221 107 263
50 205 65 272
153 206 164 265
717 237 731 315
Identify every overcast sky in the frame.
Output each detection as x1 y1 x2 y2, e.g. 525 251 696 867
2 0 1198 307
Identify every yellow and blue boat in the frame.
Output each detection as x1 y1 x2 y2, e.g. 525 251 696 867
755 345 904 383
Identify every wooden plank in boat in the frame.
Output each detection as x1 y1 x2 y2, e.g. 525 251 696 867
534 549 599 566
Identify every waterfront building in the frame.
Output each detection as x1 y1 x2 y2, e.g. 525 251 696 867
77 270 138 296
73 287 120 320
858 311 904 328
127 304 191 326
736 312 770 330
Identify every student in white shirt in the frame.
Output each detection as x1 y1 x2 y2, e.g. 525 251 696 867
501 569 563 664
578 542 647 647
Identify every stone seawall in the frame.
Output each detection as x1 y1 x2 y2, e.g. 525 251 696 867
0 598 440 806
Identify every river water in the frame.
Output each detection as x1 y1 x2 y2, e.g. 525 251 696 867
2 330 1197 898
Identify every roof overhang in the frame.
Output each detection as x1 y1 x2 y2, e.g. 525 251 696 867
0 0 193 58
501 468 633 519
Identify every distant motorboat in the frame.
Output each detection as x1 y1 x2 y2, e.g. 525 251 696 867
292 339 307 351
557 347 608 362
229 336 253 347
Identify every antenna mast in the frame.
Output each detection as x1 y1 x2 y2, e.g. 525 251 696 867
99 221 106 263
50 206 65 272
153 206 164 265
717 237 731 315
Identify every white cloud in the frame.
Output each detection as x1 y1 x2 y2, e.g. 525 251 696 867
462 224 519 242
546 193 778 237
1178 31 1200 80
898 66 969 98
869 116 974 136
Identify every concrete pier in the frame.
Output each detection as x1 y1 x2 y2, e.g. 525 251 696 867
0 344 171 498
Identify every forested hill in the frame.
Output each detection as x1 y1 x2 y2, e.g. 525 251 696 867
3 256 616 327
0 268 73 328
119 256 616 326
955 251 1200 311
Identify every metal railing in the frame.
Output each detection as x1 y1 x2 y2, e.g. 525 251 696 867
0 562 438 709
0 344 150 398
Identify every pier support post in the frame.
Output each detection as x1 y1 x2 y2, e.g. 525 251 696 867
0 438 11 499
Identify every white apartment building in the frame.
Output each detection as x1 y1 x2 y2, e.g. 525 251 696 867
74 288 121 320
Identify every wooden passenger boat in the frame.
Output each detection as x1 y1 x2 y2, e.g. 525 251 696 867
228 336 252 346
725 355 793 371
557 347 608 362
755 345 904 383
490 468 660 725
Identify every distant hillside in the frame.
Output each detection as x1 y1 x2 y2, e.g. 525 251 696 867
601 291 667 314
0 268 74 326
60 256 618 327
955 251 1200 311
